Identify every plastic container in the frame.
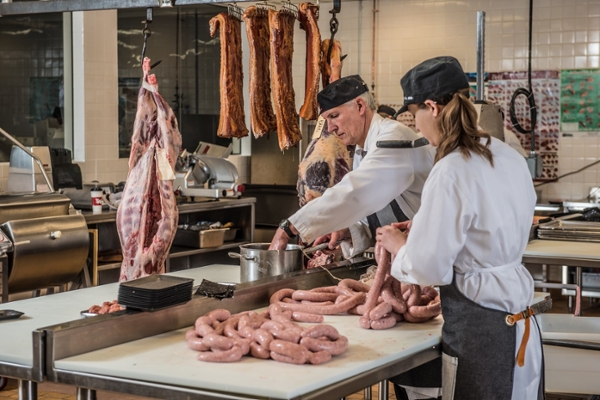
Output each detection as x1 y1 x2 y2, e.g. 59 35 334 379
91 182 103 214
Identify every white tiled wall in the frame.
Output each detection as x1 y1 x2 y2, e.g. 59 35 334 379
295 0 600 203
3 1 600 201
76 10 129 185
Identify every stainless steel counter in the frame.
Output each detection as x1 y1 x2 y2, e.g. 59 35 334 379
0 265 241 399
39 259 441 400
523 239 600 314
81 197 256 225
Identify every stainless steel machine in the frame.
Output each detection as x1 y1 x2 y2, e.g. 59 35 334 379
0 127 90 303
174 142 242 199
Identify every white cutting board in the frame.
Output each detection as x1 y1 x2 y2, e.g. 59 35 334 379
54 313 443 399
0 264 240 366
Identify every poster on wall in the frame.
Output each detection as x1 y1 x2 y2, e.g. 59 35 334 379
486 71 560 181
560 69 600 133
382 71 561 180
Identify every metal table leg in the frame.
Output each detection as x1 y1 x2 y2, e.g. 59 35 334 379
1 255 8 304
18 380 37 400
576 266 583 316
378 379 389 400
364 386 372 400
77 387 97 400
541 264 547 292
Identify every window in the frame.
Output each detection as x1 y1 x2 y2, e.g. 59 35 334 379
117 5 231 159
0 12 71 162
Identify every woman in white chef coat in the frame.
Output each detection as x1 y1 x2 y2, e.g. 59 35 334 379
376 56 544 400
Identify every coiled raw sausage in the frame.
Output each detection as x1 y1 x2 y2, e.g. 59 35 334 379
197 346 244 363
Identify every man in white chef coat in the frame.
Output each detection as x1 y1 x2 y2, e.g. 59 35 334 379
269 75 434 256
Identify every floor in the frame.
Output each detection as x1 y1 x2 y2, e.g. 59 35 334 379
1 289 599 400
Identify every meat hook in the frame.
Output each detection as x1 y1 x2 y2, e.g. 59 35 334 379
140 8 162 70
140 8 153 66
256 1 276 16
228 2 244 21
326 0 341 63
281 0 299 18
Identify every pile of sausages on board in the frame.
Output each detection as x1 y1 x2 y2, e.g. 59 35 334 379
273 244 442 329
187 245 441 364
186 304 348 364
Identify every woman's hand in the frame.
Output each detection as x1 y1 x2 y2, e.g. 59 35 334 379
391 220 412 235
376 225 407 256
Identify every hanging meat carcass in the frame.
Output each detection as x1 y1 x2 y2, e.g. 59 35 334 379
269 8 302 150
117 57 182 282
298 2 321 121
210 12 249 139
321 39 343 88
297 130 351 207
243 6 277 138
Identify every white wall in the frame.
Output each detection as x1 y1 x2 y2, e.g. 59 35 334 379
3 0 600 202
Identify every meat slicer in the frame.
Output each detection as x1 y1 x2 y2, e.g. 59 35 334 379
174 143 242 199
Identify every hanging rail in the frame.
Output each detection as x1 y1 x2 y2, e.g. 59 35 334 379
0 0 238 16
0 0 355 17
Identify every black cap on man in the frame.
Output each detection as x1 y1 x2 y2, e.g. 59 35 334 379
318 75 369 114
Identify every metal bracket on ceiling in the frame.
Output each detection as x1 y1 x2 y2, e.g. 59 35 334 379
158 0 173 7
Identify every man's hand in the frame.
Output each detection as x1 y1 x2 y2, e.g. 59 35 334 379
269 221 299 250
313 228 350 249
376 225 407 255
269 228 290 250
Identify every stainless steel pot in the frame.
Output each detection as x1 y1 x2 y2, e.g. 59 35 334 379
229 243 303 282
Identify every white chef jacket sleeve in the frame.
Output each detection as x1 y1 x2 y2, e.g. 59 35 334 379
391 167 473 286
289 143 416 244
341 220 372 258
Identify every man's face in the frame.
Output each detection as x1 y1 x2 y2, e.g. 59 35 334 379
322 98 367 147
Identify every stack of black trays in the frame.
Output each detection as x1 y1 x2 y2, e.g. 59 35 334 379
118 275 194 311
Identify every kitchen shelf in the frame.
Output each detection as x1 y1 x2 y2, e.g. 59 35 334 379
87 198 255 282
96 240 250 272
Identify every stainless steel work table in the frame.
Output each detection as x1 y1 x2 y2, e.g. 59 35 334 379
49 313 442 400
41 290 551 400
523 239 600 312
0 264 240 399
36 258 442 400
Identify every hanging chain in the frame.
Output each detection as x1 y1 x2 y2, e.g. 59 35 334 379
326 2 340 63
140 8 153 66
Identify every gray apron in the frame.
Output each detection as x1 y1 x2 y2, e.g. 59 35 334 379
440 275 545 400
366 199 408 237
